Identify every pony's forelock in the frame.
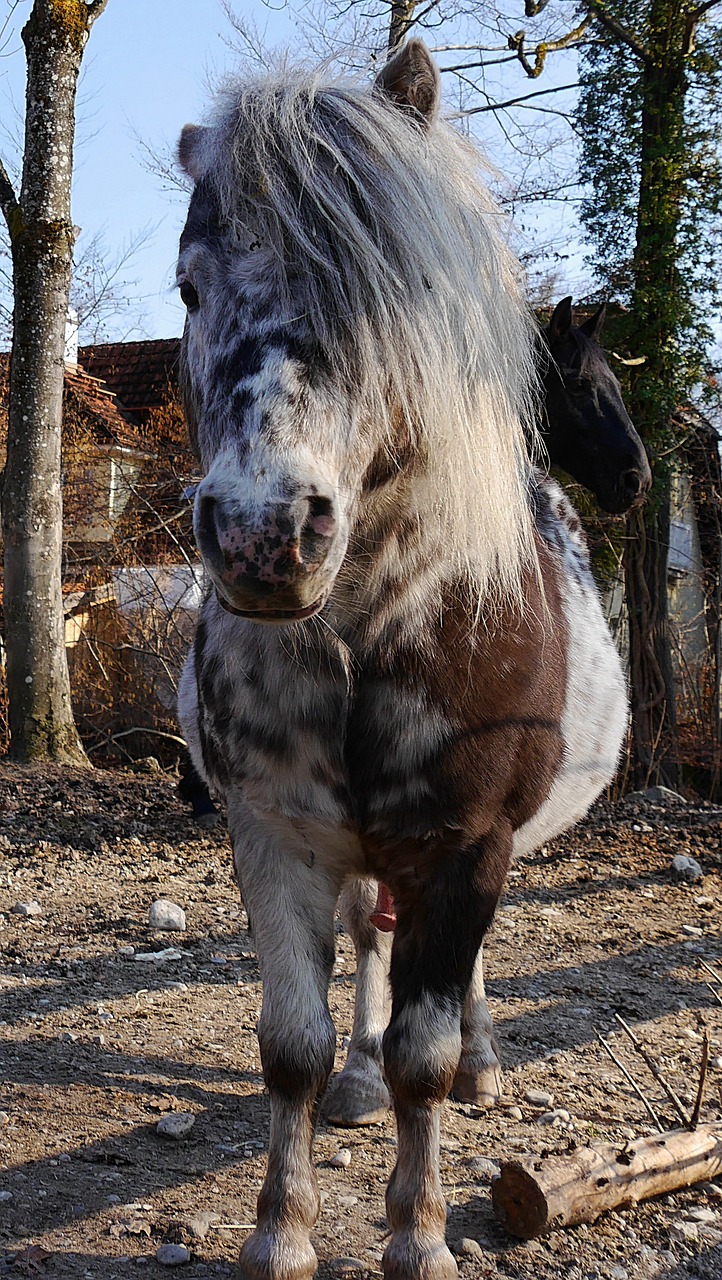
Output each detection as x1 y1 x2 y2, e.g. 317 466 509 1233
194 59 541 609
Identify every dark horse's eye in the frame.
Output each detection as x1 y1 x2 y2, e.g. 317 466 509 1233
179 280 200 312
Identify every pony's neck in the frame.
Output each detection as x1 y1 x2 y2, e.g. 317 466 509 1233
328 473 461 648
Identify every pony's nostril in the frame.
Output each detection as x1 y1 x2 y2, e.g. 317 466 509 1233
307 495 336 537
299 494 337 565
621 469 642 498
195 495 223 569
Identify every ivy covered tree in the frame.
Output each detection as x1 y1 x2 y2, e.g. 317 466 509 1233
577 0 722 787
0 0 110 763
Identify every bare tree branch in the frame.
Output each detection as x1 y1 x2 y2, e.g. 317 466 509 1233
448 81 579 120
692 0 722 18
0 153 19 236
86 0 111 27
508 17 591 79
585 1 651 64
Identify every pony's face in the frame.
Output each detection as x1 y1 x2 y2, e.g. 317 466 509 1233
176 41 538 621
541 298 651 514
175 44 444 624
176 179 355 623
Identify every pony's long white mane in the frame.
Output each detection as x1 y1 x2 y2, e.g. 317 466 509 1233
191 60 540 607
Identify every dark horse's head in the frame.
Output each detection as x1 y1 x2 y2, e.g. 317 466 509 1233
540 297 651 514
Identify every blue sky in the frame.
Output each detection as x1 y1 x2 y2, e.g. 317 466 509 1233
0 0 586 342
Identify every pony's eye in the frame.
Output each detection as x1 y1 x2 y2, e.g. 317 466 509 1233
179 280 200 312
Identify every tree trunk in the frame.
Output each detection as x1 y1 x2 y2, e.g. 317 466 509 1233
624 486 678 787
1 2 105 763
622 0 689 788
388 1 417 52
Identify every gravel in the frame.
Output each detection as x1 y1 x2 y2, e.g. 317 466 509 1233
1 762 721 1280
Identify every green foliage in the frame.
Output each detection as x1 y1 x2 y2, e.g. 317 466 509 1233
576 1 722 447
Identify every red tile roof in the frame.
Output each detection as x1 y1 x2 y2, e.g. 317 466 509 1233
80 339 181 418
63 366 150 454
0 355 150 456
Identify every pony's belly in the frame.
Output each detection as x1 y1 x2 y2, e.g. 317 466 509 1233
513 569 627 858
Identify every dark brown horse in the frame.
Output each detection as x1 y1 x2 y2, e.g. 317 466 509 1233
540 295 650 512
176 42 628 1280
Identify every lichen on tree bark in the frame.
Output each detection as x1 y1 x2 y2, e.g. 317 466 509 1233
0 1 108 763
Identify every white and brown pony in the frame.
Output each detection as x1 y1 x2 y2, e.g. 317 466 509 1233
176 41 628 1280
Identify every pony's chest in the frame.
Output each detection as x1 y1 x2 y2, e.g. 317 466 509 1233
198 637 450 838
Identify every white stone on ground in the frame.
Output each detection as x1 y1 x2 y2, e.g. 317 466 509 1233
11 901 42 916
457 1239 484 1260
148 899 186 931
671 855 703 882
330 1148 352 1168
524 1088 553 1107
156 1244 190 1266
157 1113 196 1140
467 1156 500 1180
538 1108 571 1125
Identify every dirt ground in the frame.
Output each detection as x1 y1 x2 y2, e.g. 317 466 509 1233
1 762 721 1280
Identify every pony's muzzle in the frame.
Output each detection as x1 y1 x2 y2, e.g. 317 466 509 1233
194 491 338 620
612 460 652 512
621 463 652 504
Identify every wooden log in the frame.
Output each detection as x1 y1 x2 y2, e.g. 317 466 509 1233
492 1124 722 1239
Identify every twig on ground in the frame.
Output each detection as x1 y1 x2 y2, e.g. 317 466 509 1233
597 1033 665 1132
690 1030 710 1130
700 958 722 986
614 1014 691 1128
87 726 188 753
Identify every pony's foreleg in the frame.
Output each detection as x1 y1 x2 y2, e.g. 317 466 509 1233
231 816 339 1280
325 877 393 1126
451 947 503 1106
381 825 511 1280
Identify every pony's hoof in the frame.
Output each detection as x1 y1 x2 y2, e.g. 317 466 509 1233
382 1239 458 1280
450 1062 502 1107
324 1065 390 1126
238 1230 317 1280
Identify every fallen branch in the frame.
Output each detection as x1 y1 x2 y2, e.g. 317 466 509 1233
492 1123 722 1238
690 1030 710 1130
596 1033 664 1132
700 958 722 986
614 1014 690 1128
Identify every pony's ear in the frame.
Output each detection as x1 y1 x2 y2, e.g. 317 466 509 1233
374 39 441 128
178 124 209 182
547 296 573 342
580 301 607 342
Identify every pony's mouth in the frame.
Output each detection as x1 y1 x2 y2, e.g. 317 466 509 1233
215 590 329 624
